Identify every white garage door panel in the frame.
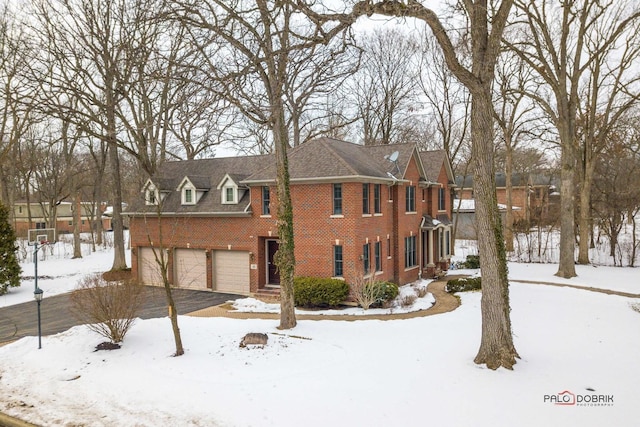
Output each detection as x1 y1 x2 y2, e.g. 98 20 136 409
174 249 207 289
214 251 250 294
139 247 167 286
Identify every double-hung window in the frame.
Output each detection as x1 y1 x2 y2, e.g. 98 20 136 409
406 186 416 212
262 186 270 215
362 184 370 214
333 184 343 215
405 236 417 268
363 243 370 274
375 241 382 272
334 245 343 277
438 187 446 211
374 184 381 214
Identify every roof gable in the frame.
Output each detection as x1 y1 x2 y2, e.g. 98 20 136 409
419 150 455 185
244 138 420 184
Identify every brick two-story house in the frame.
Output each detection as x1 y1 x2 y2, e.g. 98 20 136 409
127 137 455 295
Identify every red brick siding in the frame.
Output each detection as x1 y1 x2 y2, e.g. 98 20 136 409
130 156 453 291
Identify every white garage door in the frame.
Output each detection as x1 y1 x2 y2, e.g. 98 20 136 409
139 247 167 286
174 249 207 289
213 251 250 294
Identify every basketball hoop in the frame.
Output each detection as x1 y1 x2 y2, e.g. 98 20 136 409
28 228 56 246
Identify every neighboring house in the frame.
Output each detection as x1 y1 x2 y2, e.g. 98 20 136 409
455 172 559 224
452 199 514 240
12 200 109 238
126 137 456 296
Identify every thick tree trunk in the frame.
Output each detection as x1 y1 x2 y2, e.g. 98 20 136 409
577 162 595 264
273 102 297 330
472 93 519 370
108 141 128 270
556 143 577 278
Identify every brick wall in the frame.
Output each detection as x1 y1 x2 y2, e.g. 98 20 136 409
130 156 453 291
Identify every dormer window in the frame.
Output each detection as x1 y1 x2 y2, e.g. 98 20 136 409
177 176 209 206
182 187 195 205
220 184 240 204
217 173 244 205
225 187 235 203
146 187 159 205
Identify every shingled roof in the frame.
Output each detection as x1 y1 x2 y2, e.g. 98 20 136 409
418 150 454 184
128 138 448 216
243 137 417 183
129 155 271 215
455 171 559 189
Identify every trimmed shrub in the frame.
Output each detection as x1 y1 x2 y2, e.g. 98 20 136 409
375 281 399 306
446 277 482 294
294 277 349 308
461 255 480 269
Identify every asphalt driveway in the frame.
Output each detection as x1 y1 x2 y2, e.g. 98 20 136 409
0 286 242 345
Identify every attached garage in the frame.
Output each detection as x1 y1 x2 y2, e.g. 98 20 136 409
213 250 250 294
174 248 208 289
139 247 167 286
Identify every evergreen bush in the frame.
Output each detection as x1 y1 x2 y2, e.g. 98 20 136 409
0 202 21 296
373 281 399 306
446 277 482 293
462 255 480 269
294 276 349 308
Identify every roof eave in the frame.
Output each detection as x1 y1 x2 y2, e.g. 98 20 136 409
242 175 403 186
124 211 252 218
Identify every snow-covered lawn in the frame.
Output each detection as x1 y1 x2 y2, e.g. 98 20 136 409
0 246 117 308
0 245 639 426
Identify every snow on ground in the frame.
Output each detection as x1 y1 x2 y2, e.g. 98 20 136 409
1 236 639 426
507 262 640 294
1 281 639 427
0 244 120 308
232 280 435 315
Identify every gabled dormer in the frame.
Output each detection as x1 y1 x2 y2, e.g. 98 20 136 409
177 176 209 206
142 179 161 206
217 173 248 205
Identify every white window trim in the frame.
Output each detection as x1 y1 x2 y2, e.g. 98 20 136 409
222 185 238 204
182 186 196 205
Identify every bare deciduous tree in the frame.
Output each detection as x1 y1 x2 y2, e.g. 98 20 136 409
304 0 518 369
349 27 419 145
508 0 640 276
175 0 354 329
0 4 36 209
493 51 538 251
415 27 470 163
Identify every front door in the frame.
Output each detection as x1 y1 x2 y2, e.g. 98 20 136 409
266 240 280 285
